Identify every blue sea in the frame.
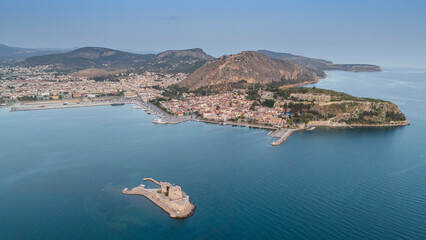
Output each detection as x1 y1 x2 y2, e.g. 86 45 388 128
0 68 425 240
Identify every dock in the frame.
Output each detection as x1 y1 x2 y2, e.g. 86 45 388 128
132 100 191 124
123 178 196 219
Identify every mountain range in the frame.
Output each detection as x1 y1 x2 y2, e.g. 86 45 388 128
0 44 67 63
21 47 154 72
19 47 214 75
1 44 382 89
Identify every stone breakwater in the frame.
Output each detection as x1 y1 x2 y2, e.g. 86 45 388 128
270 128 302 146
309 120 411 128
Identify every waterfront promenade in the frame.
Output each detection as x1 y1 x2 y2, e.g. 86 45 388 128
199 119 278 130
8 98 191 125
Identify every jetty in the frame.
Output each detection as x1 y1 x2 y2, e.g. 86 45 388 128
270 128 300 146
123 178 196 219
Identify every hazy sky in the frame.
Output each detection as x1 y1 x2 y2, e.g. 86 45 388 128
1 0 425 67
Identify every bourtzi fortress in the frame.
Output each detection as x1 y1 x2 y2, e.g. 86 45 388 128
123 178 196 218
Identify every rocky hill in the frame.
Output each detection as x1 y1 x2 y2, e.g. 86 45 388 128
136 48 215 74
258 50 381 74
276 87 409 126
179 51 319 90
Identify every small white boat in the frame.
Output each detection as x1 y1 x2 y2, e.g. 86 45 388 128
152 118 167 124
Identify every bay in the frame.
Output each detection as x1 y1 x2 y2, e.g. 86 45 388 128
0 68 425 240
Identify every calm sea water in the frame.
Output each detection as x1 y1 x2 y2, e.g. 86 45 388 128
0 68 425 240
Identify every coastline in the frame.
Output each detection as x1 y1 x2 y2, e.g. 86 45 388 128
309 120 411 128
279 80 319 89
198 119 278 130
7 98 410 146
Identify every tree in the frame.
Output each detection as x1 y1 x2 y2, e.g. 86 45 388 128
262 99 275 108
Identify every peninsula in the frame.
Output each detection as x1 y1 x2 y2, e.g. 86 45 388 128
123 178 196 219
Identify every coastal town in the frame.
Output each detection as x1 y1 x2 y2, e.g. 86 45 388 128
1 64 410 146
1 65 297 129
0 65 184 102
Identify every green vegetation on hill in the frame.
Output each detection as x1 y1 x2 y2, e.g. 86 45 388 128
161 84 189 99
136 48 214 74
275 87 386 102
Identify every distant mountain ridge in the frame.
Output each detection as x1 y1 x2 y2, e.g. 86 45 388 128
20 47 214 74
0 44 66 63
180 51 318 90
258 50 381 74
22 47 154 71
13 45 381 79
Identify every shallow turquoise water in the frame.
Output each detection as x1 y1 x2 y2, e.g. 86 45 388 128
0 68 425 239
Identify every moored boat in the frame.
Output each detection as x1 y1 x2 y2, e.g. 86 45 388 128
152 118 167 124
111 103 124 106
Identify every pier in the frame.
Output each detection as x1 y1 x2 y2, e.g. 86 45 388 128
123 178 196 219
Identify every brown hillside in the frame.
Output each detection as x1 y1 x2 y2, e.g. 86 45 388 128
179 51 318 90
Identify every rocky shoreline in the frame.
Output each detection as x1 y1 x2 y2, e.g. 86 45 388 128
309 120 410 128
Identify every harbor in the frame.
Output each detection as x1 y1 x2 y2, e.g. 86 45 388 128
7 97 302 145
132 100 191 125
123 178 196 219
8 97 191 125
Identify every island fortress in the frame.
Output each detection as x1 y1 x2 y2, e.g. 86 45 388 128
122 178 196 218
